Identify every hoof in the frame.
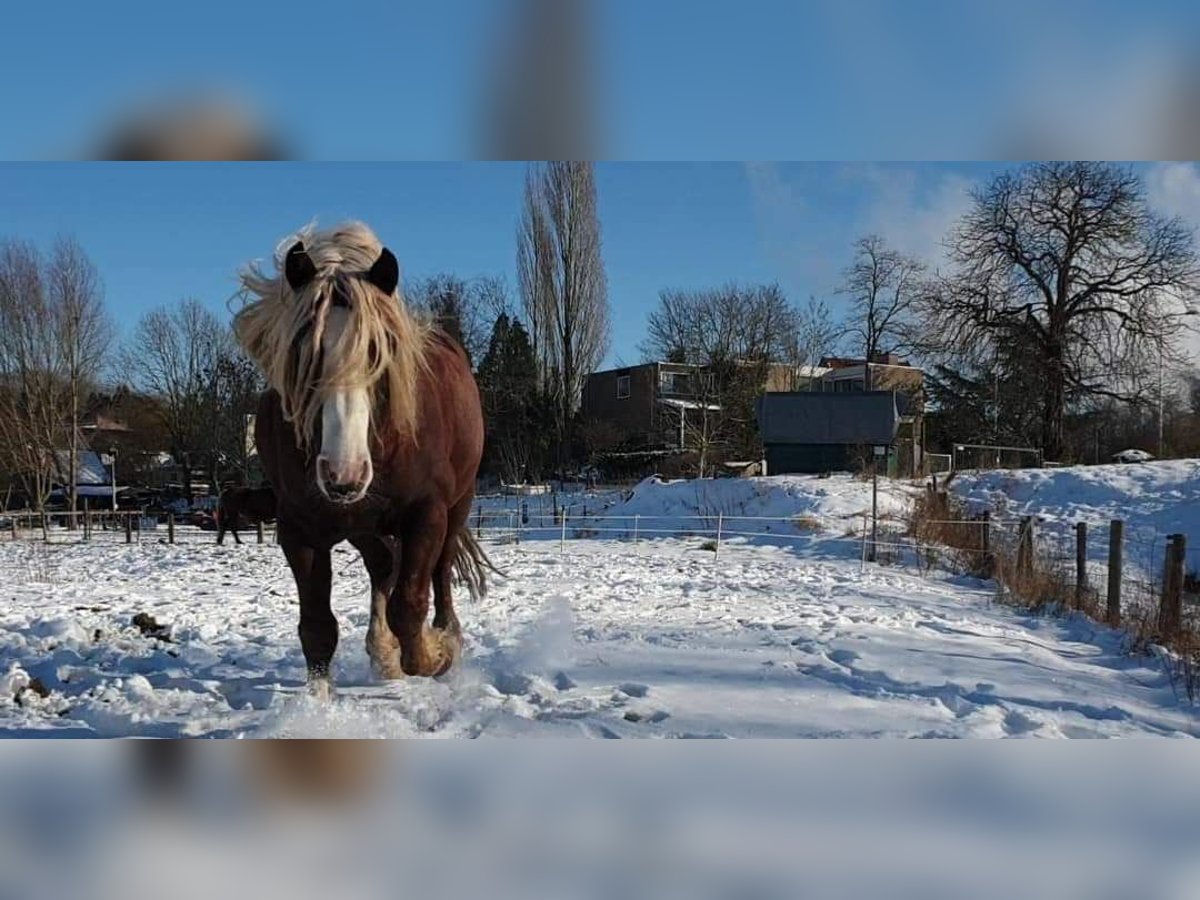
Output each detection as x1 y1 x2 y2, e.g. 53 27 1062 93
370 652 405 681
430 627 463 677
308 676 335 702
399 627 463 678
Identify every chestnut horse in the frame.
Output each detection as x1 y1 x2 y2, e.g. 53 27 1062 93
216 486 277 545
233 222 489 692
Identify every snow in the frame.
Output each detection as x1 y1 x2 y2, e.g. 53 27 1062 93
658 398 721 411
1 512 1194 737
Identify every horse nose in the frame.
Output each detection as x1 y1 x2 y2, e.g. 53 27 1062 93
317 456 371 496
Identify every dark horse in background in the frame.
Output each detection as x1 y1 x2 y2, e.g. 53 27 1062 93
233 222 489 692
216 486 277 545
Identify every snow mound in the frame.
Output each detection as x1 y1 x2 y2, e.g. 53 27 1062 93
609 474 913 530
950 459 1200 539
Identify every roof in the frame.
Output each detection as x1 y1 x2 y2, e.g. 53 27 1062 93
659 398 721 411
51 485 130 498
53 450 111 486
757 391 902 446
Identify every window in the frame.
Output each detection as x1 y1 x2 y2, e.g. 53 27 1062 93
616 375 631 400
659 371 689 395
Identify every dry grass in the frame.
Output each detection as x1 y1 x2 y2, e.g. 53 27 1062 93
792 514 823 533
907 488 992 578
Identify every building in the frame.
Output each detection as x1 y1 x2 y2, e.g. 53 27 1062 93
580 361 719 451
815 353 923 394
756 390 922 476
581 354 925 476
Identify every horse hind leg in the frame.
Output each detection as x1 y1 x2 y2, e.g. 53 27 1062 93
432 537 461 634
429 497 484 672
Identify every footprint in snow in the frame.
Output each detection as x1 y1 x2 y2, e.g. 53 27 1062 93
828 649 859 667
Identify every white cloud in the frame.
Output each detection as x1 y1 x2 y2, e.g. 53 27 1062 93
1144 162 1200 369
855 166 976 272
1145 162 1200 225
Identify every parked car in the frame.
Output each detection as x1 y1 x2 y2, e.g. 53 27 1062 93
1112 449 1154 464
192 510 218 530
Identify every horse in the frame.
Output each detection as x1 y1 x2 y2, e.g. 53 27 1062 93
233 222 490 691
216 485 277 545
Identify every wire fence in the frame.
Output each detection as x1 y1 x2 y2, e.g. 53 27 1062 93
0 510 279 545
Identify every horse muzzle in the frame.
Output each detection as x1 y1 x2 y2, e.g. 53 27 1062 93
316 455 372 504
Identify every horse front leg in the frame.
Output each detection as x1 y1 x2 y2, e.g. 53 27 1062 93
279 523 337 696
350 535 402 680
388 503 457 677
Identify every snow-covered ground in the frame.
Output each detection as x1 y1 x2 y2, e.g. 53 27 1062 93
2 529 1195 737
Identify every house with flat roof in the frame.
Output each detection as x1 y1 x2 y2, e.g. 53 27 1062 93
757 390 923 476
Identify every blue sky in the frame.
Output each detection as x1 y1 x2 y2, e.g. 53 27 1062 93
2 2 1198 159
0 162 998 367
2 162 1196 369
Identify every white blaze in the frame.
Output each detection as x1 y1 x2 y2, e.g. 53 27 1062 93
315 307 373 501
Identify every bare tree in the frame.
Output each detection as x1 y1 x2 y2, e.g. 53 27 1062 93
517 161 610 468
786 296 843 390
643 283 798 471
921 162 1200 461
406 273 513 367
46 237 113 516
840 235 924 388
0 238 112 516
122 300 231 500
0 241 60 512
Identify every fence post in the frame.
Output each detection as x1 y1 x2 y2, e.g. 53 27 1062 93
634 514 640 546
1075 522 1087 608
83 498 90 541
124 511 132 544
560 510 567 554
257 520 265 544
167 512 175 544
869 465 879 562
1159 533 1185 637
980 511 992 571
715 513 723 559
1107 520 1123 627
1017 516 1034 577
9 516 16 541
860 511 868 572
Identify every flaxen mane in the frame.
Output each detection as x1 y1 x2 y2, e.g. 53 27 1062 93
232 222 430 448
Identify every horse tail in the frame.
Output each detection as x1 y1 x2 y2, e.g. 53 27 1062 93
452 525 502 601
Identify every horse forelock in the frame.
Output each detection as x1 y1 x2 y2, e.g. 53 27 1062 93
233 222 430 449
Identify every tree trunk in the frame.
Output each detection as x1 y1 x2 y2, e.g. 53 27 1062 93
68 396 79 528
1042 346 1066 462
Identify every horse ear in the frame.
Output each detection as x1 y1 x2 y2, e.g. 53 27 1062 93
284 241 316 292
366 247 399 296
